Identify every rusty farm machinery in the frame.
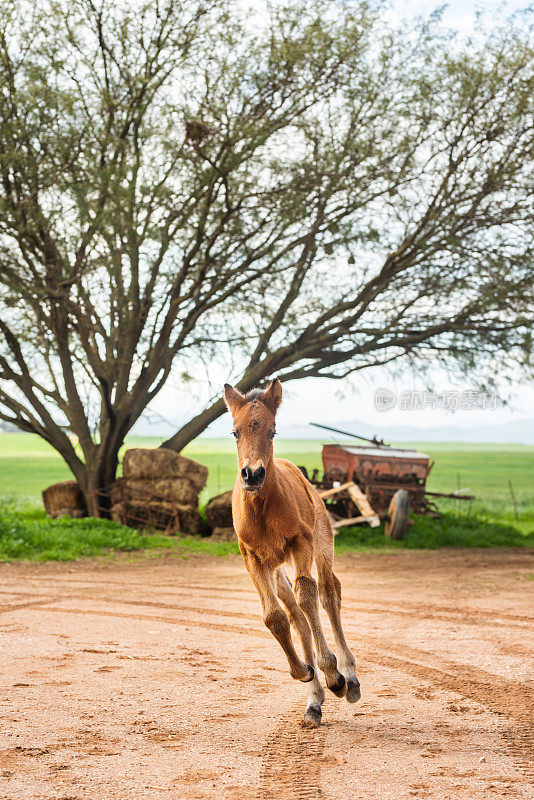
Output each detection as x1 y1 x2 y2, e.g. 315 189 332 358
298 423 473 540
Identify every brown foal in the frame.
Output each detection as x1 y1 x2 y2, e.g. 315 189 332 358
224 378 360 727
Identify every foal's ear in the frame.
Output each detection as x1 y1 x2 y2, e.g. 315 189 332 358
223 383 245 413
262 378 282 415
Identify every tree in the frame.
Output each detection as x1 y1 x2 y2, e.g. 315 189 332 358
0 0 532 511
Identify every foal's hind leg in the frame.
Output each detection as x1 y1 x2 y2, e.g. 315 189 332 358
317 566 360 703
315 514 361 703
276 567 325 727
291 540 347 698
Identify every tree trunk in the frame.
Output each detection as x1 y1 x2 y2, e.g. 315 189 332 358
79 454 120 517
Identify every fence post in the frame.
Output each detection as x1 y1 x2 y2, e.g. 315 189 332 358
508 479 519 522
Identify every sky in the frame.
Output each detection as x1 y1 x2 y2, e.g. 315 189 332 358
137 362 534 440
137 0 533 442
388 0 528 27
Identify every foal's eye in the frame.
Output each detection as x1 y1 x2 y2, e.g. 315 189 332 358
268 429 276 440
232 429 240 440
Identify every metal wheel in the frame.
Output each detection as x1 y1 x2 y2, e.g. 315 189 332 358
384 489 411 540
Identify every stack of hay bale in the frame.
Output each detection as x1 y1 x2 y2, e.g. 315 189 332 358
42 481 86 519
204 490 235 541
110 448 208 535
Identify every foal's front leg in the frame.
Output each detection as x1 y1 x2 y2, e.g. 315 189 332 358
243 552 314 683
315 513 361 703
275 567 325 727
292 540 347 697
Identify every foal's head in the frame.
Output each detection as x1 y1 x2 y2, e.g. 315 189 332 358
224 379 283 493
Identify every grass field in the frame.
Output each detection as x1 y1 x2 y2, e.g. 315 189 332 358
0 433 532 560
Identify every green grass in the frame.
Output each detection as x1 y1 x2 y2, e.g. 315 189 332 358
0 503 239 562
0 503 530 562
335 513 533 551
0 433 532 560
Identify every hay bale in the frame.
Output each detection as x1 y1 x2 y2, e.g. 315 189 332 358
116 499 178 532
205 490 233 529
110 502 125 525
176 504 205 535
113 499 204 535
122 478 198 506
42 481 86 519
110 468 206 535
109 479 125 506
122 448 208 493
210 526 236 542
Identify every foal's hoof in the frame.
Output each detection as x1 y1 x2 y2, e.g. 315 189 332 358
301 664 315 683
327 672 347 698
303 704 322 728
346 678 361 704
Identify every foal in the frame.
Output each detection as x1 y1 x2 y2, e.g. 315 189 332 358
224 379 360 727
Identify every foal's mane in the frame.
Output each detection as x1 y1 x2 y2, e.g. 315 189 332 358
244 388 267 403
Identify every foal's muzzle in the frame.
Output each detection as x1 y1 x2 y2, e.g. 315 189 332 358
241 464 266 492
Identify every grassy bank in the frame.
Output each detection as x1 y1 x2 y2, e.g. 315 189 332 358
0 504 531 563
0 504 239 562
335 513 533 551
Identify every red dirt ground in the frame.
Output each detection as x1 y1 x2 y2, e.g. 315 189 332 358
0 548 533 800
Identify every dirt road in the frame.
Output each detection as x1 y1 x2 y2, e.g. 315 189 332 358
0 549 533 800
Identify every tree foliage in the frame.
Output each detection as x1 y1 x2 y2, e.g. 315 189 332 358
0 0 532 505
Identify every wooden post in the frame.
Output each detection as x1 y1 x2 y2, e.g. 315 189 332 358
508 479 519 522
347 484 381 527
319 481 380 528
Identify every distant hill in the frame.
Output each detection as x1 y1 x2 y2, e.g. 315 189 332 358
0 420 18 433
132 413 534 444
277 418 534 444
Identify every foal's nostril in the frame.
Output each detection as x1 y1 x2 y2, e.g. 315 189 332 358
241 465 265 486
254 466 266 484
